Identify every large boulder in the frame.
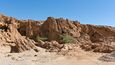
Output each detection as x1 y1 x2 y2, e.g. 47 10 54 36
99 51 115 62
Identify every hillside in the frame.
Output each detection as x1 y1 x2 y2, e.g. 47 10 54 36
0 14 115 65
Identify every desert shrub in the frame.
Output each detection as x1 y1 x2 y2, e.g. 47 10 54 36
36 36 48 41
59 34 75 43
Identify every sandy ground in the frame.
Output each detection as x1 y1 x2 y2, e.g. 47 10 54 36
0 47 115 65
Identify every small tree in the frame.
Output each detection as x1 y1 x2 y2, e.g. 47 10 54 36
59 34 75 44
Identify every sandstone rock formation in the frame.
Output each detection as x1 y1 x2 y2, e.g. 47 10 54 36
0 14 115 53
0 14 39 53
40 17 81 41
40 17 115 53
80 25 115 53
36 40 63 52
18 20 41 40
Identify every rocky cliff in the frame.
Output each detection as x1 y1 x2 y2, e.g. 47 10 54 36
40 17 115 53
0 14 115 53
0 14 39 53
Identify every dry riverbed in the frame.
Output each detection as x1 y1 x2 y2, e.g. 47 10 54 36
0 47 115 65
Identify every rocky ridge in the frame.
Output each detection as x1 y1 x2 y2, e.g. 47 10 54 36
0 14 115 54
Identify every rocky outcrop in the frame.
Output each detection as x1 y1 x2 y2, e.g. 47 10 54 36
40 17 81 41
1 14 115 53
40 17 115 53
80 24 115 43
18 20 41 40
79 25 115 53
0 14 39 53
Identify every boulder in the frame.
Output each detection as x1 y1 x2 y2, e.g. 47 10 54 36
99 51 115 62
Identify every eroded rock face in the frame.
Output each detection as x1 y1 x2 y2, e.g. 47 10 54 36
79 24 115 53
40 17 115 53
18 20 41 40
0 14 39 53
81 24 115 43
40 17 81 41
1 14 115 53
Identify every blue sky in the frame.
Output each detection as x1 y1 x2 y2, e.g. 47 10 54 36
0 0 115 26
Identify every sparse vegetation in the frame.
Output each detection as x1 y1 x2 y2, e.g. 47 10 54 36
59 34 75 43
36 36 48 41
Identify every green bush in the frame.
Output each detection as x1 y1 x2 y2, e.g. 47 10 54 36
59 34 75 43
36 36 48 41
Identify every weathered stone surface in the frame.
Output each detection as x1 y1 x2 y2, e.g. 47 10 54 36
0 14 39 53
1 14 115 53
40 17 81 41
80 24 115 53
99 51 115 62
36 40 63 52
18 20 41 40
